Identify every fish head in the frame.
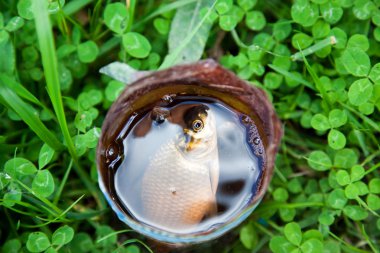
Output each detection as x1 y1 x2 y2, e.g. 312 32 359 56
176 104 217 158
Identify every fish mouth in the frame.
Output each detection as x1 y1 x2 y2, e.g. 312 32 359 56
176 134 215 158
185 137 202 152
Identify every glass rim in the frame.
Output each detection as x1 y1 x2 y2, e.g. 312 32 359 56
98 176 262 244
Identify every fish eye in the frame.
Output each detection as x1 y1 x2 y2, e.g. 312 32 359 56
192 119 204 132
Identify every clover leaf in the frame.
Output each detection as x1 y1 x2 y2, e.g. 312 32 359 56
26 232 51 252
341 48 371 77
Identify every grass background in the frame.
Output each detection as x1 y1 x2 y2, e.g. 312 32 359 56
0 0 380 252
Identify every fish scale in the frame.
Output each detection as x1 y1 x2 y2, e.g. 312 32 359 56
141 139 217 231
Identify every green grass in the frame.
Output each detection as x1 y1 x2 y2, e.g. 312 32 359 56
1 0 380 252
0 78 63 151
33 0 75 158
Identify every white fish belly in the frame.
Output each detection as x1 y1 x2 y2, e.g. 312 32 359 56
141 140 217 230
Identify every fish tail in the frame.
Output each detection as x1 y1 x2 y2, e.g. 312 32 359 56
182 199 217 225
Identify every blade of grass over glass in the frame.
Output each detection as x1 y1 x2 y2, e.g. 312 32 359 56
159 0 217 69
99 0 198 56
0 85 63 151
167 0 214 65
32 0 76 160
32 0 106 208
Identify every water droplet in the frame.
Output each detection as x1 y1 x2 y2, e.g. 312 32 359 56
106 144 119 162
108 148 114 156
241 115 250 124
161 94 175 104
253 137 260 145
151 107 170 124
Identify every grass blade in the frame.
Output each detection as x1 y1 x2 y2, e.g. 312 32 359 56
300 50 332 110
159 0 217 69
0 74 56 119
32 0 106 208
268 64 315 91
167 0 214 64
53 159 73 205
32 0 77 160
0 84 63 151
98 0 199 57
0 74 44 107
21 195 84 228
340 102 380 133
0 38 16 75
63 0 93 16
135 0 197 27
291 36 336 61
14 178 62 215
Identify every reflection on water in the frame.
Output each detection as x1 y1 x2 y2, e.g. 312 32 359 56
109 96 265 234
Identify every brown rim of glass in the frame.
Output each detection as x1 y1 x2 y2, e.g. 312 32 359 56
97 59 283 213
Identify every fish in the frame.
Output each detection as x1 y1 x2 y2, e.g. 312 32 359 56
141 105 219 231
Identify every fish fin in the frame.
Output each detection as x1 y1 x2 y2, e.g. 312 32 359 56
181 199 218 225
182 201 209 225
209 157 219 195
208 199 218 216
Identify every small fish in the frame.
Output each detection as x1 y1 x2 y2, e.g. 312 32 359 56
141 105 219 231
